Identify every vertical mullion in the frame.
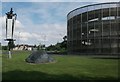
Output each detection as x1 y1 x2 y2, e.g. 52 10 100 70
109 3 111 54
81 13 82 54
87 7 88 53
93 6 96 54
101 4 103 54
117 3 119 54
71 16 74 53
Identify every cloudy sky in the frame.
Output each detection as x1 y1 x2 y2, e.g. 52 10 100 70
1 0 119 46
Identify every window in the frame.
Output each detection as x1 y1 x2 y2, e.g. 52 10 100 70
102 16 115 20
88 18 98 22
94 4 101 10
88 6 94 12
102 4 110 9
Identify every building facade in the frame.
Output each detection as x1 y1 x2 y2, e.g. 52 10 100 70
67 2 120 54
13 44 34 51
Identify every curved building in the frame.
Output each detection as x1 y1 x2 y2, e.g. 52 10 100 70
67 2 120 54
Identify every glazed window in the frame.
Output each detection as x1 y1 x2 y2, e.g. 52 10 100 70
117 16 120 19
94 4 101 10
102 16 115 20
102 4 110 9
110 4 117 8
88 5 94 12
88 18 98 22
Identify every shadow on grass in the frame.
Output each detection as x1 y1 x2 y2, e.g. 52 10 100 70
92 56 120 59
2 70 118 81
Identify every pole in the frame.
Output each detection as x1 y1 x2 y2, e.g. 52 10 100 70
8 50 11 59
8 41 12 59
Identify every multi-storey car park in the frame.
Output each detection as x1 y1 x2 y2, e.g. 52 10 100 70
67 2 120 55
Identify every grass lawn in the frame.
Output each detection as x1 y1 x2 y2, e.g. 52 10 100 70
2 50 119 80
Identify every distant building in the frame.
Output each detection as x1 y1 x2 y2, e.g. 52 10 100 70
13 44 35 51
67 2 120 54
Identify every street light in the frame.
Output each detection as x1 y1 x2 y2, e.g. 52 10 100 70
5 8 17 58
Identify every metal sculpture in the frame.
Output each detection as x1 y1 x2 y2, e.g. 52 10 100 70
5 8 17 58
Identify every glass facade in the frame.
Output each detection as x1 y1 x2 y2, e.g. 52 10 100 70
67 2 120 54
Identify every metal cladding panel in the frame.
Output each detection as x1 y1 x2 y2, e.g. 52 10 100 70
7 19 13 39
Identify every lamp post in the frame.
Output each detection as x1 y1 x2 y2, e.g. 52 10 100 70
5 8 17 58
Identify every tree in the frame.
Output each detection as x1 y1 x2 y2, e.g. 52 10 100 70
46 45 56 51
37 43 46 50
60 35 67 49
2 46 8 50
8 41 15 50
63 36 67 42
46 35 67 53
0 43 1 50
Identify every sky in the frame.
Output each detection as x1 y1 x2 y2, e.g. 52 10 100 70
0 0 119 46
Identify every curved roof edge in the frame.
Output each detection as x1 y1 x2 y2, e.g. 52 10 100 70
67 2 120 17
